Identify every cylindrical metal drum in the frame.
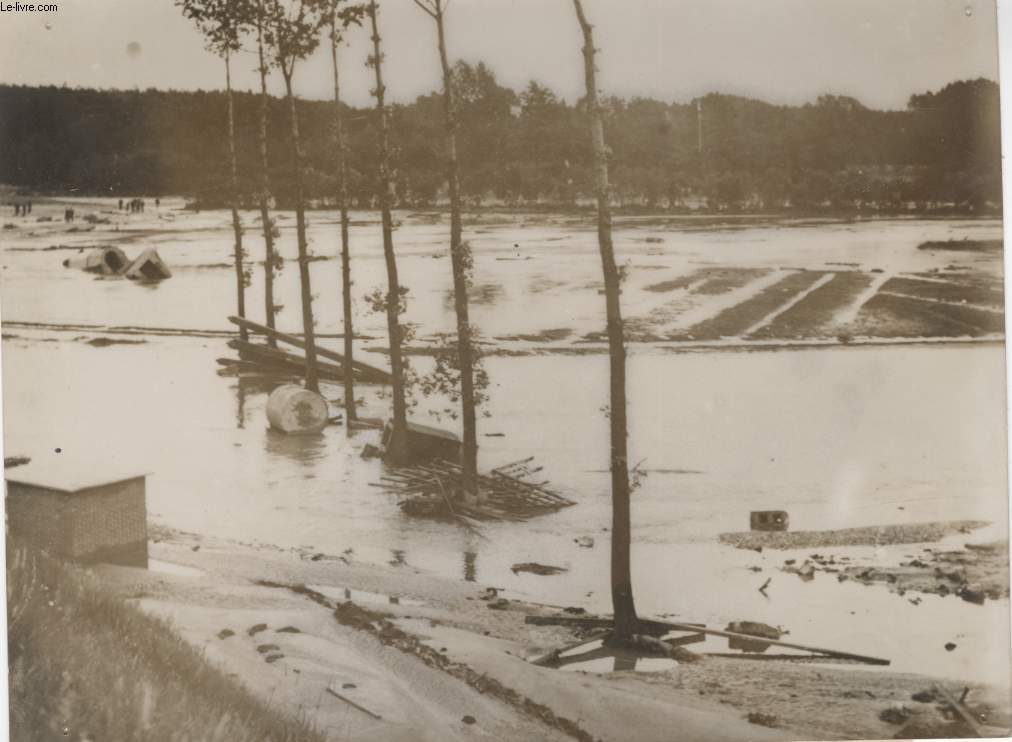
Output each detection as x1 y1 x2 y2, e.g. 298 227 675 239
266 384 329 434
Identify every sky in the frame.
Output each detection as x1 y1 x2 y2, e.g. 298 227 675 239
0 0 1000 110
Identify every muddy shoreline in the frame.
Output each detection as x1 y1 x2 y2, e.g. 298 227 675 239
93 526 1011 741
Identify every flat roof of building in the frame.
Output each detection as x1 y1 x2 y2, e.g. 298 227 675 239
5 455 148 493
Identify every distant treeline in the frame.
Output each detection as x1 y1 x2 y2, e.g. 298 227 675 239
0 67 1001 213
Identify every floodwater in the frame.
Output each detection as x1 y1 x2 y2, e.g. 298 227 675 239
1 200 1008 688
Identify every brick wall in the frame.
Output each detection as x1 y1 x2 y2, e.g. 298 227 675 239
5 484 67 554
6 478 148 567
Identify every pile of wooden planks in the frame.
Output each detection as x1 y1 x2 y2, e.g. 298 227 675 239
372 457 575 522
218 315 392 384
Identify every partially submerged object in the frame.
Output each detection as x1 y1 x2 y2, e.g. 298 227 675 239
225 316 393 385
376 456 575 522
63 246 129 275
525 614 890 666
266 384 329 434
124 247 172 281
750 510 789 532
382 420 462 465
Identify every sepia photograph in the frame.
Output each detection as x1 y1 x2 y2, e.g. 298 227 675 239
0 0 1008 739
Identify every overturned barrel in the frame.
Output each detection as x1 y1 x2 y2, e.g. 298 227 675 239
63 246 129 275
266 384 329 434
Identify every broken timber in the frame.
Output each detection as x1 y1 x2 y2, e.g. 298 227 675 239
376 457 575 522
227 315 392 383
524 615 890 665
934 683 985 737
227 339 361 383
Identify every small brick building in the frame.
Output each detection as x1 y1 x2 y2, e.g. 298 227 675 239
6 464 149 568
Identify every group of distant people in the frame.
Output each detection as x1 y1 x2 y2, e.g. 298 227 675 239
9 196 161 221
118 197 159 213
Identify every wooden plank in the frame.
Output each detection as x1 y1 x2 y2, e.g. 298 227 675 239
325 687 383 720
934 684 985 737
228 315 393 382
523 615 889 665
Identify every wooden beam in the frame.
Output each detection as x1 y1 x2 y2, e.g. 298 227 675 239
228 315 393 382
934 683 985 737
524 615 889 665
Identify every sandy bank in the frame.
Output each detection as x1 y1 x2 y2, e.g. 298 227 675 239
94 527 1009 741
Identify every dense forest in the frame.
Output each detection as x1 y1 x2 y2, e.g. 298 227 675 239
0 67 1001 213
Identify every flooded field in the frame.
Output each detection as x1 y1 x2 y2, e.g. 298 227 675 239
2 199 1008 690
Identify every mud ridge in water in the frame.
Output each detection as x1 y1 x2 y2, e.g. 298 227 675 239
719 520 989 550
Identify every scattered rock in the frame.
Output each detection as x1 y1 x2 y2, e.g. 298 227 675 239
879 705 914 724
217 629 235 640
342 683 356 689
747 712 778 728
247 623 268 636
911 690 938 703
944 642 957 652
257 644 281 654
562 606 586 615
959 588 986 605
277 626 301 634
574 536 595 548
461 715 477 725
487 598 509 610
264 653 284 663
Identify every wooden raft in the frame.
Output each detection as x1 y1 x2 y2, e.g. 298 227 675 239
373 457 576 522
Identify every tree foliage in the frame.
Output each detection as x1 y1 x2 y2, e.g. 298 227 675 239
0 76 1000 213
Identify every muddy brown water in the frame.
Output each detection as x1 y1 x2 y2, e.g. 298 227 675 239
1 201 1008 688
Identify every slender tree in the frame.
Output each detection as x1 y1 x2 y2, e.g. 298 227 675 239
178 0 250 342
413 0 481 500
572 0 639 641
366 0 409 450
253 0 280 346
264 0 327 392
328 1 366 423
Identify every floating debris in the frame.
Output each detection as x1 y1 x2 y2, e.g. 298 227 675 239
376 457 575 522
124 247 172 281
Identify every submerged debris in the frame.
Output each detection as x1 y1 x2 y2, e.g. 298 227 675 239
511 562 567 576
378 457 575 522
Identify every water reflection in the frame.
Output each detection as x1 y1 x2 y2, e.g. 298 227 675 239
263 427 328 466
554 641 679 674
234 380 246 430
463 550 477 582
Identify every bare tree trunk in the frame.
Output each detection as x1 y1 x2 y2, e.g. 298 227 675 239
282 69 320 394
255 19 278 348
572 0 639 641
225 51 248 343
368 1 408 443
417 1 479 497
330 17 357 423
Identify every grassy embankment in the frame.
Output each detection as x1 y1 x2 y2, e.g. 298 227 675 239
7 547 324 741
